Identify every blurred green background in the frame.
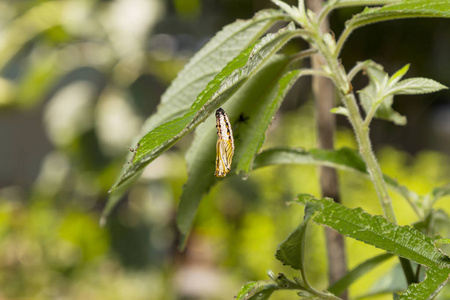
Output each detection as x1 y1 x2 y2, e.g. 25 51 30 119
0 0 449 299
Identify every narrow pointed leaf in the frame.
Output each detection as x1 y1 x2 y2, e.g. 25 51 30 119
388 64 410 85
326 0 399 9
330 106 349 116
399 267 450 300
141 9 287 133
104 24 310 220
297 197 450 268
252 147 419 204
346 1 450 31
328 253 394 295
359 263 408 298
388 78 447 96
234 69 307 174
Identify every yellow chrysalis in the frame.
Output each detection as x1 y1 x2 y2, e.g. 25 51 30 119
214 108 234 177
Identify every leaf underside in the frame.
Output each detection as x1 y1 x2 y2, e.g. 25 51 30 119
347 1 450 30
103 21 309 221
176 55 298 244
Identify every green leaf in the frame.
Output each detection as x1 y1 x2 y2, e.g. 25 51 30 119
357 60 447 126
235 281 277 300
399 267 450 300
388 78 448 96
252 147 419 205
298 197 450 268
359 263 408 298
176 55 293 244
346 1 450 30
275 201 320 269
103 23 310 219
235 272 303 300
331 0 399 7
388 64 410 86
328 253 395 296
141 9 287 134
234 69 307 174
358 61 406 125
330 106 349 116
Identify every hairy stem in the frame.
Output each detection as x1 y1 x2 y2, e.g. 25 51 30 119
342 94 398 223
303 7 416 284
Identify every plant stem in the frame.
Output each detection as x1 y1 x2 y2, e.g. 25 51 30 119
306 18 420 284
310 24 398 223
341 94 398 223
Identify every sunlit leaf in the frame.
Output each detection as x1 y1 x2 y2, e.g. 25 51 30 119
235 281 277 300
399 267 450 300
296 196 450 268
388 64 410 85
141 9 288 134
235 273 301 300
346 1 450 30
387 78 447 96
252 147 419 205
104 23 311 220
176 55 294 244
235 69 308 174
330 106 349 116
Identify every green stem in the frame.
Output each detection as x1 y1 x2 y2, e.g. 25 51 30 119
342 94 397 223
334 26 352 59
307 20 419 284
347 62 367 81
289 48 318 63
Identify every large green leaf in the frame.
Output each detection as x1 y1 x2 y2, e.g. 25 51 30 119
296 196 450 268
399 267 450 300
104 23 310 220
346 0 450 30
141 9 287 134
252 147 419 207
176 55 293 244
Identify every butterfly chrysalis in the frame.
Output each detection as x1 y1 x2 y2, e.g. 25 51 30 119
214 108 234 177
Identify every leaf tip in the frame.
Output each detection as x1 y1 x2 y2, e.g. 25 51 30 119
99 214 107 227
